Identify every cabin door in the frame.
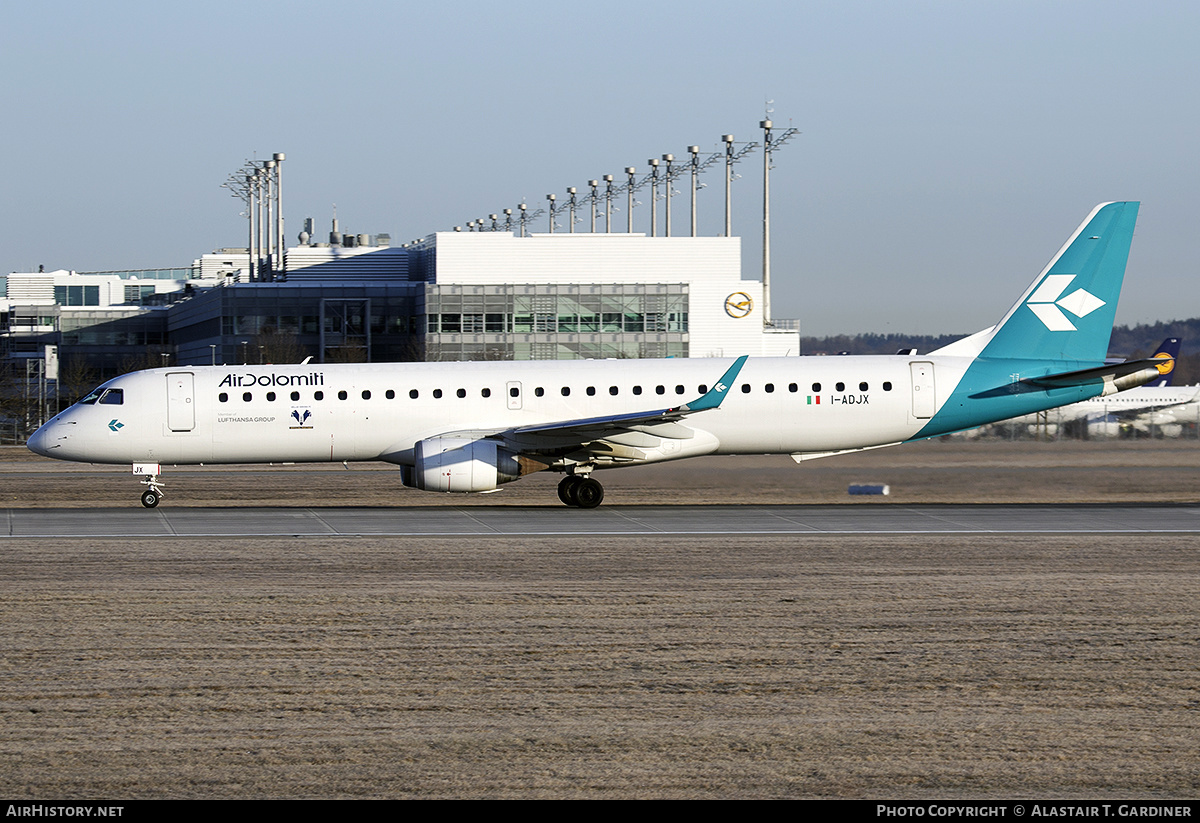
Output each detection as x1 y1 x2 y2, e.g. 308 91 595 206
909 361 935 419
167 372 195 432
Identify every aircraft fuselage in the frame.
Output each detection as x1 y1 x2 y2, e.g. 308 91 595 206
29 353 1102 469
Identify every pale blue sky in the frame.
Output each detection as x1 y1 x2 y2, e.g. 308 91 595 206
3 0 1196 336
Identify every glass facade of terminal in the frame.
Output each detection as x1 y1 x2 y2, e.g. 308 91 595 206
53 285 101 306
169 282 425 365
424 283 689 361
171 282 688 364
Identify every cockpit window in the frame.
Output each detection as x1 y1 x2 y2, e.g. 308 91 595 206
78 387 104 405
98 388 124 405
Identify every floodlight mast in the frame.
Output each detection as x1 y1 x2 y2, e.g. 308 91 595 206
661 154 675 237
263 160 276 277
256 169 267 274
761 121 771 324
647 158 660 237
688 147 700 237
442 117 791 248
603 175 615 232
251 166 266 279
721 134 758 237
254 168 265 280
244 174 256 281
760 118 799 327
723 135 734 237
273 153 285 278
625 167 637 233
222 161 262 281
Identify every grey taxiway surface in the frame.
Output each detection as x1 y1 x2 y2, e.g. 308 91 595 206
5 503 1199 537
6 445 1200 798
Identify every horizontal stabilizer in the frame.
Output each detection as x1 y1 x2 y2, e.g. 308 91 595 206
969 357 1172 400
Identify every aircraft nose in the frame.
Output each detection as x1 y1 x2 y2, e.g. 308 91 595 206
27 419 66 458
27 425 50 457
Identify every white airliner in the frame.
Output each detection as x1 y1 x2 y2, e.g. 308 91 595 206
1005 338 1199 435
28 202 1166 508
1024 384 1200 435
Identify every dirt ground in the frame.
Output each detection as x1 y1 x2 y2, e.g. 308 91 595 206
1 439 1198 798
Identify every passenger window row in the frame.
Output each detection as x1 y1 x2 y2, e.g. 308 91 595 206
807 381 893 393
216 380 895 403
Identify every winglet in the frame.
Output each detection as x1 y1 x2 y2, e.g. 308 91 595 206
679 355 748 412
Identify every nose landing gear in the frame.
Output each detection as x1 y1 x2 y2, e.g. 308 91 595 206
134 463 164 509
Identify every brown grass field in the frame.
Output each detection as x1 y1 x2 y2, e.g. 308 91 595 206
1 439 1198 798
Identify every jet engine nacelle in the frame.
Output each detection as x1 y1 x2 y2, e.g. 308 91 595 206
402 436 527 492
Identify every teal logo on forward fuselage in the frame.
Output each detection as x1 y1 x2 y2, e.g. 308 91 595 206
108 419 123 431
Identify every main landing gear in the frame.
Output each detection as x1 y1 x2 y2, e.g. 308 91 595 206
557 474 604 508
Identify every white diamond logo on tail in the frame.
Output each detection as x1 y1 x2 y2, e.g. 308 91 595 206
1028 303 1077 331
1026 274 1105 331
1056 288 1104 319
1029 274 1075 304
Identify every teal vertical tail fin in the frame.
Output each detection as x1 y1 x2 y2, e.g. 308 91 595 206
980 201 1139 363
917 202 1143 439
931 202 1140 364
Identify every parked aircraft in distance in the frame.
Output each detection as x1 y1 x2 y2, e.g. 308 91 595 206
1004 338 1200 435
28 202 1165 508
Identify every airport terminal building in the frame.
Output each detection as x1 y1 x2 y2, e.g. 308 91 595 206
4 231 798 373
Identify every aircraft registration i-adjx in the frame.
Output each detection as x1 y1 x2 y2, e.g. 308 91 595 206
28 201 1166 509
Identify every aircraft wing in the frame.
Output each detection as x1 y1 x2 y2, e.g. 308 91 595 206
378 356 749 468
495 355 747 451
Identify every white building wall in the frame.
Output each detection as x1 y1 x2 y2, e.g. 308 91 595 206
431 232 797 358
196 251 249 281
286 245 410 279
3 270 190 311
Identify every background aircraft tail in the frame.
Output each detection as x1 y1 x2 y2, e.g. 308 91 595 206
1145 337 1182 387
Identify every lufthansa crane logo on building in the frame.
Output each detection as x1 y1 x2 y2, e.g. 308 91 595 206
725 292 754 319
